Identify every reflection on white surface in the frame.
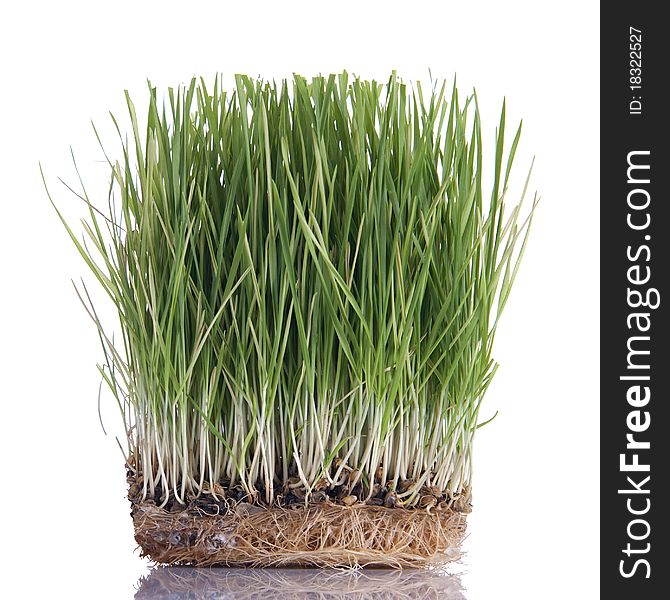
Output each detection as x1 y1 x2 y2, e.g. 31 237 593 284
135 567 465 599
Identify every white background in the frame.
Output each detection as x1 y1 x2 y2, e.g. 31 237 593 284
0 1 599 598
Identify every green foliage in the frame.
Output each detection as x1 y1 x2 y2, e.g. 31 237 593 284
50 72 536 506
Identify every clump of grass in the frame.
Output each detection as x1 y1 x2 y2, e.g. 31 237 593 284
51 72 536 511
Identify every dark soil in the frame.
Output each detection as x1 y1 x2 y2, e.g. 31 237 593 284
126 461 472 516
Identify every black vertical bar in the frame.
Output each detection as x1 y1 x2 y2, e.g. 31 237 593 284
601 3 669 597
